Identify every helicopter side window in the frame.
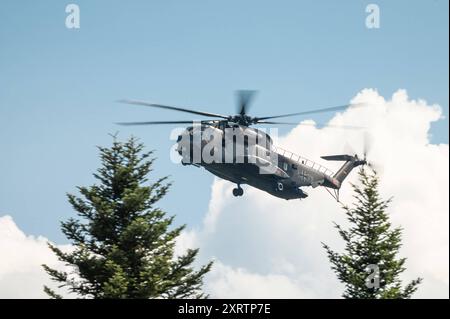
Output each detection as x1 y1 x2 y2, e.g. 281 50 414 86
283 162 288 171
292 164 298 169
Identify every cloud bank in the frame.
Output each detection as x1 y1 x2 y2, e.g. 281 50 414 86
182 89 449 298
0 215 70 298
0 89 448 298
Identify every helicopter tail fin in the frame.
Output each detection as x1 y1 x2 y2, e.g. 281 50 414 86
321 154 366 189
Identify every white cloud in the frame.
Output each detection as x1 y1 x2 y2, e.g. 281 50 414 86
182 88 449 299
206 261 316 298
0 215 70 298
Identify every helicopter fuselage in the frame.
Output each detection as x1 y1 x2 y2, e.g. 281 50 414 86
175 123 342 200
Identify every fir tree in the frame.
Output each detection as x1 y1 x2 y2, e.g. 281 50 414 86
323 168 422 299
43 136 212 299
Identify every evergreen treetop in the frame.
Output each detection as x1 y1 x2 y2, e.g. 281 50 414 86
323 168 421 299
43 136 212 299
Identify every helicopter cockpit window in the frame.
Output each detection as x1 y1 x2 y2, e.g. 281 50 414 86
283 162 288 171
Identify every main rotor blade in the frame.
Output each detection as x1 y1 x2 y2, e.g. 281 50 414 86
116 120 214 126
236 90 257 116
118 99 229 119
255 103 366 121
257 121 364 130
256 121 299 125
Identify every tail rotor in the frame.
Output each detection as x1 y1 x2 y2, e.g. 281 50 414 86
361 132 382 172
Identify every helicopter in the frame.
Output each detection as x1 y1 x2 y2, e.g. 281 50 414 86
118 91 368 201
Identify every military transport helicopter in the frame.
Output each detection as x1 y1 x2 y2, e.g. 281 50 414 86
118 91 368 201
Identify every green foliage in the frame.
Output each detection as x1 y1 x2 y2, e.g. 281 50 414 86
43 136 212 299
323 168 422 299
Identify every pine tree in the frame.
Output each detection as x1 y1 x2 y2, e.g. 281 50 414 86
323 168 422 299
43 136 212 299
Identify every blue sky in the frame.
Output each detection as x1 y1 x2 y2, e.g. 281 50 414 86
0 0 448 243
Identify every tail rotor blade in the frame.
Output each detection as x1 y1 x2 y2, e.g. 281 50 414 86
363 132 374 158
360 132 383 172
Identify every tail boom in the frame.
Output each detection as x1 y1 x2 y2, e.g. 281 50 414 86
321 154 366 189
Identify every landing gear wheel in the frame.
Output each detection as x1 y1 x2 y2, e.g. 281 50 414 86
232 186 244 197
277 182 284 192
